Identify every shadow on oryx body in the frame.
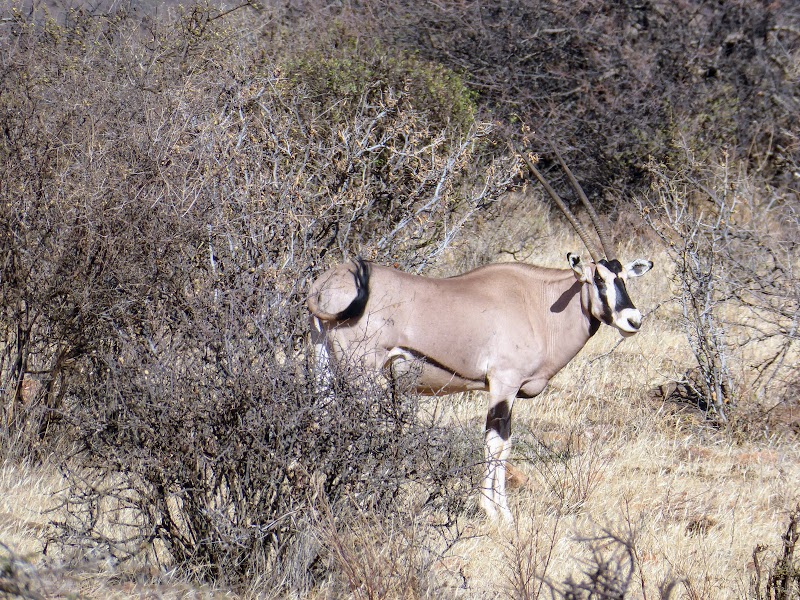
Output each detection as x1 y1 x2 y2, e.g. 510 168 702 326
308 151 653 523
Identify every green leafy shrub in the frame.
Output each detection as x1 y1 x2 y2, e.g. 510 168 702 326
287 27 476 135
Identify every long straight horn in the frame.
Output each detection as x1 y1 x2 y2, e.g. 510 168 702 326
514 145 603 263
551 146 616 261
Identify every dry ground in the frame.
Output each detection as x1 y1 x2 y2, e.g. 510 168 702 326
1 213 797 599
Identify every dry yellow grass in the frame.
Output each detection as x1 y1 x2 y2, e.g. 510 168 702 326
0 458 55 555
0 463 231 597
435 375 799 598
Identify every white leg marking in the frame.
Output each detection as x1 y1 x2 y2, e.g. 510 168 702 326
309 315 334 391
482 428 511 522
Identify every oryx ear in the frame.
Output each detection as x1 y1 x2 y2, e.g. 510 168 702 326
624 259 653 278
567 252 592 283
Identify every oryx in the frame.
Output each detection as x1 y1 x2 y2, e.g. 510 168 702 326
308 149 653 522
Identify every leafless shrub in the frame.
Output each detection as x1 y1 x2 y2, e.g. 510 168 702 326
0 3 512 589
543 517 677 600
515 424 612 515
641 147 799 426
503 510 679 600
310 494 470 600
54 346 454 585
0 541 45 600
752 506 800 600
502 516 563 600
559 536 636 600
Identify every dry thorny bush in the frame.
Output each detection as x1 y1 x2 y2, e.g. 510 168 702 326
641 147 800 428
751 506 800 600
0 4 510 589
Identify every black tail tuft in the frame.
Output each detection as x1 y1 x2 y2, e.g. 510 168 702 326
335 257 370 321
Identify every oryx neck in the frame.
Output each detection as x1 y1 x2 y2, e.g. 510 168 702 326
535 275 597 374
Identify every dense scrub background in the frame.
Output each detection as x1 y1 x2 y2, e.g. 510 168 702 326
357 0 800 194
0 0 798 596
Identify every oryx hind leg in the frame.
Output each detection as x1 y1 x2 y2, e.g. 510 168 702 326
482 390 515 524
309 315 334 391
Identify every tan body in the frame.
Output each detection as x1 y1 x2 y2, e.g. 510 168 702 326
309 261 594 399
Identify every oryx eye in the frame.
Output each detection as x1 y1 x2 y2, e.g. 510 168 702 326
594 271 606 287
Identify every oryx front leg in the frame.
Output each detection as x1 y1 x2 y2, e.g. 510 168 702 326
482 394 515 524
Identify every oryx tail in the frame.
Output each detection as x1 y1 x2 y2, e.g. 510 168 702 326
308 257 371 321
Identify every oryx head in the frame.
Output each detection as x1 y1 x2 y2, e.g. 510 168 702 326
519 144 653 337
568 253 652 336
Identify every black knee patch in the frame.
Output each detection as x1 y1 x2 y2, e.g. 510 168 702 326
486 400 512 440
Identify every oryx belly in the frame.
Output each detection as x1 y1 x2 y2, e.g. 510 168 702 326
384 347 488 394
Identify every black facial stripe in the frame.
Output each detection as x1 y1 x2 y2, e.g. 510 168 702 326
614 278 634 311
588 314 601 337
592 268 613 323
596 279 614 324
